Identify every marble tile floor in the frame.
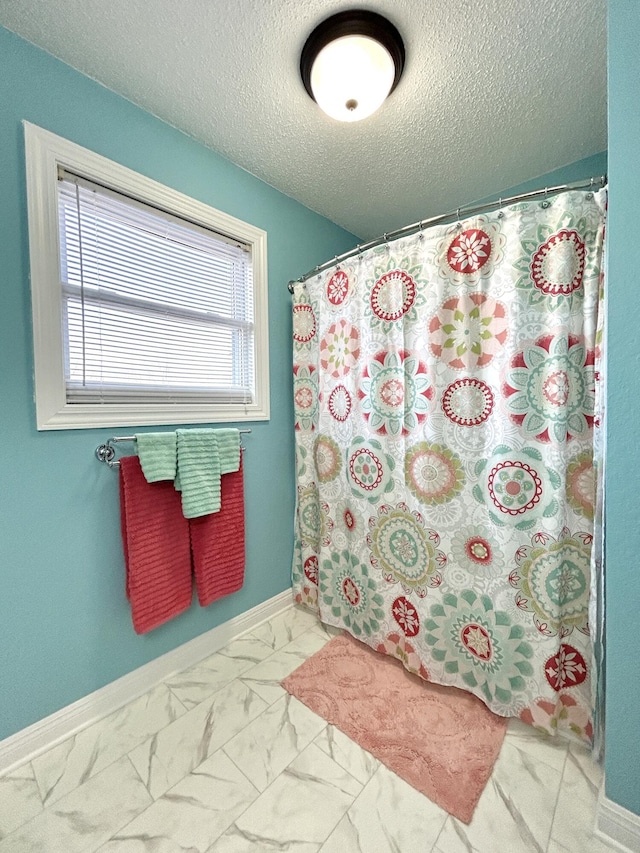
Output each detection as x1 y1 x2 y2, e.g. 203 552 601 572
0 605 617 853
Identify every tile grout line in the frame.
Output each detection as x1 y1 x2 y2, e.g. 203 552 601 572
213 704 369 851
0 754 155 853
33 738 81 807
318 764 386 851
163 685 190 715
163 673 238 713
29 683 193 811
507 737 570 779
544 744 570 853
213 729 332 847
0 761 45 840
234 632 330 706
159 632 278 711
125 751 147 792
217 745 263 798
30 755 51 808
233 736 366 850
310 724 380 790
99 749 262 850
216 740 286 842
430 812 450 853
130 678 268 802
317 757 451 853
214 652 334 793
504 727 572 775
125 623 328 804
94 753 158 847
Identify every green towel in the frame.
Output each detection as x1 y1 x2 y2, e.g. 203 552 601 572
216 428 241 475
176 429 221 518
135 432 177 483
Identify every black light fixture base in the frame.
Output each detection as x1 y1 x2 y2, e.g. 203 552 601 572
300 10 405 104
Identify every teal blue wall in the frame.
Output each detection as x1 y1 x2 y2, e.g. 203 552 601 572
0 26 357 741
605 1 640 817
472 151 607 208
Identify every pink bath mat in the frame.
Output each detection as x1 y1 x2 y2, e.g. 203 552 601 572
282 632 508 823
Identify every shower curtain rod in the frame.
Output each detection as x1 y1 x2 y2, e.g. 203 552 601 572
287 174 607 292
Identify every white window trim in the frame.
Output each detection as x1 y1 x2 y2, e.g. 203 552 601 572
24 121 270 430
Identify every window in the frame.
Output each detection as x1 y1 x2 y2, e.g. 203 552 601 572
24 122 269 429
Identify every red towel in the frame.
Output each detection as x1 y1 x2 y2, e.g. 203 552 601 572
190 453 246 607
119 455 193 634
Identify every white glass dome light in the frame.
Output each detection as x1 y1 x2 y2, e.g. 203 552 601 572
301 11 405 124
310 35 395 123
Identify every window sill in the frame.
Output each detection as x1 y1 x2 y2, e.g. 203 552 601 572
36 401 269 431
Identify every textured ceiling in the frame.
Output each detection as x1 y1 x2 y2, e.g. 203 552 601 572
0 0 607 240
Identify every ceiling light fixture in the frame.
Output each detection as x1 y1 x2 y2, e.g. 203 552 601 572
300 10 405 123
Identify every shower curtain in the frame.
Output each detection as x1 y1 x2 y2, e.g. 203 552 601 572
292 187 606 742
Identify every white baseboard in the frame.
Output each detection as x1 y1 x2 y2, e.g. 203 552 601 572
0 588 294 776
597 792 640 853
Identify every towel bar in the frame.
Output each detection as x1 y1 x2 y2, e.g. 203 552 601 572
95 429 252 468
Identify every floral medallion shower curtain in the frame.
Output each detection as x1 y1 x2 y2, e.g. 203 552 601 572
292 187 606 742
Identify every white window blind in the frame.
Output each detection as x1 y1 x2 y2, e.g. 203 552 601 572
57 171 255 405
